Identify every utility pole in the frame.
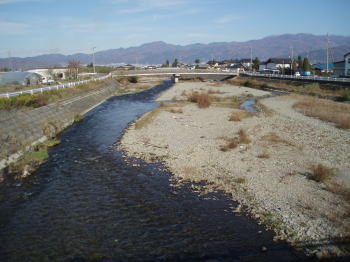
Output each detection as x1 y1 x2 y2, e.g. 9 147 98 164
326 33 329 74
290 46 294 76
250 47 252 71
8 50 12 71
92 47 96 74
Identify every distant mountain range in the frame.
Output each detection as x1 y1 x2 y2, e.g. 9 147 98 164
1 33 350 70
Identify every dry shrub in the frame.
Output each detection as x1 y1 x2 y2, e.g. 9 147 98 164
188 91 211 108
220 137 239 151
229 110 253 121
220 129 251 151
293 97 350 129
310 164 334 183
238 129 251 144
326 181 350 202
257 152 270 159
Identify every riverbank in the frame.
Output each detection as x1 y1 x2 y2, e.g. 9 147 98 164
119 80 350 259
0 76 168 181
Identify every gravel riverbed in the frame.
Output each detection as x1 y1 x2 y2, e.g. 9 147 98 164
119 81 350 259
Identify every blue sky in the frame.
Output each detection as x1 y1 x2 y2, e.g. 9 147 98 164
0 0 349 57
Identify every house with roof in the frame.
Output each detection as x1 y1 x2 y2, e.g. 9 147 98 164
333 52 350 77
345 52 350 76
311 63 334 73
266 58 292 70
0 72 42 86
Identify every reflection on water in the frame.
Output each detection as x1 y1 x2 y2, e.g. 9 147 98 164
0 81 310 261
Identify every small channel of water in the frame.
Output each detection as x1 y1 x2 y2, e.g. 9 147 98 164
0 81 311 261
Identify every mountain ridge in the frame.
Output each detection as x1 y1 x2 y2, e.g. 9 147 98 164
1 34 350 70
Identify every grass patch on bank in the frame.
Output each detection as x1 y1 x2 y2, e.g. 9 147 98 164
229 110 254 121
8 138 60 176
261 132 295 147
293 96 350 129
0 79 115 111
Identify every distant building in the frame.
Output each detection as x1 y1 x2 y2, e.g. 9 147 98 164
259 58 292 72
311 63 334 73
333 52 350 77
239 59 252 69
0 72 42 86
28 68 67 81
345 52 350 76
228 63 247 73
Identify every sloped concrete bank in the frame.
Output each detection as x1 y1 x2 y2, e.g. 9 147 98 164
0 81 120 179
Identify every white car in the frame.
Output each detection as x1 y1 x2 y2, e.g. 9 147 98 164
294 72 300 76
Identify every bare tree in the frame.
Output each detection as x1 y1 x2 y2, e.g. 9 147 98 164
67 60 81 79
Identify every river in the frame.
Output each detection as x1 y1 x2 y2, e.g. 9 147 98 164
0 80 311 261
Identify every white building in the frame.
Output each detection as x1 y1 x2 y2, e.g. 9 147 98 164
333 52 350 77
28 68 67 81
265 58 291 70
345 52 350 76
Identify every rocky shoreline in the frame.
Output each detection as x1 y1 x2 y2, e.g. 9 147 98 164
119 81 350 259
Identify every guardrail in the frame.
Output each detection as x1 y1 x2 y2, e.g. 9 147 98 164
242 72 350 83
0 73 112 98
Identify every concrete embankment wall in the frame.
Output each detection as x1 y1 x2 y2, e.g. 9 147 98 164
0 81 120 176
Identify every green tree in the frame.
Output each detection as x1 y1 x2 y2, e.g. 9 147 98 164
252 57 260 71
292 60 297 73
297 56 303 71
162 59 170 68
172 58 179 67
195 58 200 65
302 57 310 71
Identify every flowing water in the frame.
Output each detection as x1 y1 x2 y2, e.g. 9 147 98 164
0 81 311 261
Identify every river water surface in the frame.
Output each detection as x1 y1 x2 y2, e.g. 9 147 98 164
0 81 311 261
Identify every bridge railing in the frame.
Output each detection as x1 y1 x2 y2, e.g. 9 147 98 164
0 73 112 98
242 72 350 83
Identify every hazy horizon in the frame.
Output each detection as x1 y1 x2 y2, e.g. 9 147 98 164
0 0 349 58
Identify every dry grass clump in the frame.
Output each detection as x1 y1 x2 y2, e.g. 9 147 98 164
293 97 350 129
220 129 251 151
238 129 251 144
220 137 239 151
257 152 270 159
188 91 211 108
169 108 183 114
261 132 295 147
208 89 225 94
229 110 253 121
310 164 335 183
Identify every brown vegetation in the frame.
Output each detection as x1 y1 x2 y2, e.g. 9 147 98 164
293 96 350 129
220 129 251 151
227 77 347 98
188 91 211 108
261 132 295 147
310 164 334 183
